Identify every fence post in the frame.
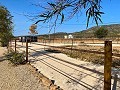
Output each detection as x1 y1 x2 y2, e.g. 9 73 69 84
71 39 73 55
26 39 28 62
93 38 94 44
44 39 46 50
10 39 12 47
104 41 112 90
22 37 23 45
10 40 12 50
117 37 119 44
15 39 16 52
8 40 10 53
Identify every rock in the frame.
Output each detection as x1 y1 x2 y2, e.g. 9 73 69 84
50 85 59 90
41 77 53 87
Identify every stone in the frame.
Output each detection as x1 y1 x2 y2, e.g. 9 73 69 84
50 85 58 90
41 77 53 87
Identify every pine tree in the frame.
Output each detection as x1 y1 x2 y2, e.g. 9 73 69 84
0 5 13 47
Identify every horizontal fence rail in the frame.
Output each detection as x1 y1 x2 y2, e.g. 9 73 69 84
13 41 120 58
31 42 120 58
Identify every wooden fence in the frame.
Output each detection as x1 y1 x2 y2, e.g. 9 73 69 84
11 39 120 90
37 38 120 44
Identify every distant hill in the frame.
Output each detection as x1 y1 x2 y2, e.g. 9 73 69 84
73 24 120 38
38 24 120 39
38 32 69 39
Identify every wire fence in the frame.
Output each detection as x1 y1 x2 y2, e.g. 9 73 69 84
9 39 120 90
37 38 120 44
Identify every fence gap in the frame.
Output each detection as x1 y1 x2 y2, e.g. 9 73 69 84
104 41 112 90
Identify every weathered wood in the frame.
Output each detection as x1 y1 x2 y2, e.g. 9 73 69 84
26 39 28 62
104 41 112 90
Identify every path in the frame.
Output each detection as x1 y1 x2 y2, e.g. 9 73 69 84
15 42 120 90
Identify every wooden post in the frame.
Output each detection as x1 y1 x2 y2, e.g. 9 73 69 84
10 40 12 47
64 39 65 45
15 39 16 52
8 41 10 53
44 39 46 50
71 39 73 55
22 37 23 45
26 39 28 62
9 39 12 50
104 41 112 90
117 37 119 44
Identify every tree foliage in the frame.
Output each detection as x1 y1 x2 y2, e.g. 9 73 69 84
0 5 13 47
33 0 103 27
29 24 38 34
94 27 108 38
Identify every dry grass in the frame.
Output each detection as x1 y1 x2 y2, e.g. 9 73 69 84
51 44 120 67
63 49 104 65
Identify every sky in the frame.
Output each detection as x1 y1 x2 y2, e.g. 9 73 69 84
0 0 120 36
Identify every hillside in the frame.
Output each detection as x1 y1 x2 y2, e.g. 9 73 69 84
73 24 120 38
38 24 120 39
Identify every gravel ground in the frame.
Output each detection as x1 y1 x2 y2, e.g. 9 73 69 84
0 47 49 90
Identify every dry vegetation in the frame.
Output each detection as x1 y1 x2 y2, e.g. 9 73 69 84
50 44 120 67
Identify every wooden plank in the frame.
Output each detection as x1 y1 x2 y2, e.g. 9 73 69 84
104 41 112 90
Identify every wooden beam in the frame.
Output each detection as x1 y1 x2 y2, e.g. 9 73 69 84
104 41 112 90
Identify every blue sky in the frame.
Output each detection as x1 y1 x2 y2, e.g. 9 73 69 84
0 0 120 36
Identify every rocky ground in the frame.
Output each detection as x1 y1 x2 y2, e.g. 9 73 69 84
0 47 49 90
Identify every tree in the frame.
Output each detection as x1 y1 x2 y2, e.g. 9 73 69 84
32 0 103 28
0 5 13 47
94 27 108 38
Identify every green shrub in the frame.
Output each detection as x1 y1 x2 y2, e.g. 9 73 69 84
94 27 108 38
0 5 13 47
5 49 26 65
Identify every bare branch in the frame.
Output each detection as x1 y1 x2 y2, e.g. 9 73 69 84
28 0 103 31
